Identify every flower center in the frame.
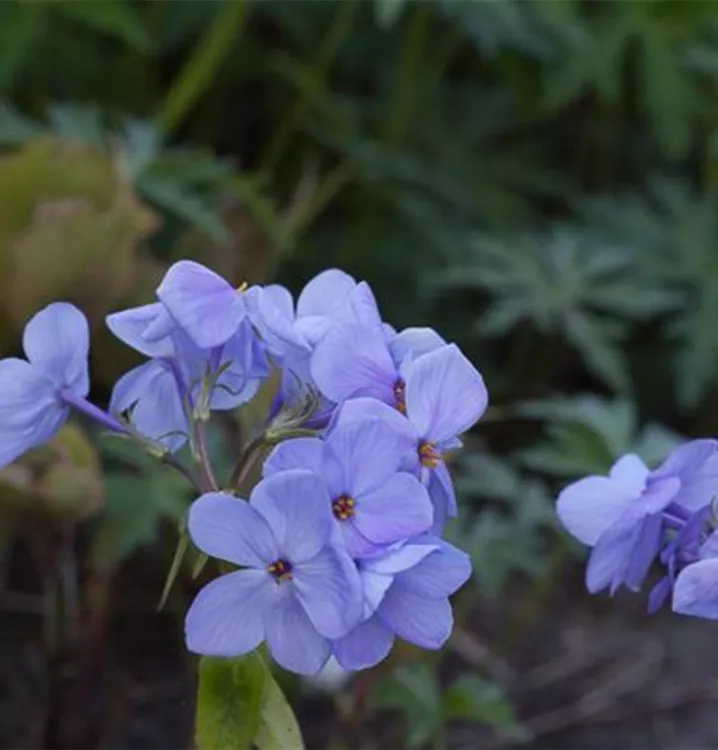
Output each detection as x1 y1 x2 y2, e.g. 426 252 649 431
236 281 248 293
332 495 356 521
419 441 441 468
267 558 293 583
394 379 407 415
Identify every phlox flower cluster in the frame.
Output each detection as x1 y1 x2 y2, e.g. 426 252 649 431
0 261 485 675
557 440 718 619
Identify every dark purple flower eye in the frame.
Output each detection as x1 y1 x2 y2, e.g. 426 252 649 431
267 559 293 583
332 495 356 521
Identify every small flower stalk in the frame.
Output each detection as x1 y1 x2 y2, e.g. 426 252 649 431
0 261 485 678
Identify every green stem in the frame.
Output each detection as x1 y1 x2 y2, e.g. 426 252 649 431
259 0 359 174
227 434 266 494
157 0 247 133
193 418 219 492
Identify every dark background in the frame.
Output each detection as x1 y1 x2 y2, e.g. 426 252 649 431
1 1 718 748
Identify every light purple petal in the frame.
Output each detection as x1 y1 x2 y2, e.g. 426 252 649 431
157 260 245 348
141 303 177 343
648 576 672 614
106 303 175 357
354 472 433 545
251 471 333 562
293 314 334 347
609 454 649 495
585 521 634 594
111 361 188 451
185 569 273 656
246 284 306 357
345 281 382 329
333 615 394 671
0 358 67 466
389 327 446 368
700 530 718 559
556 476 636 546
363 543 437 576
325 419 401 498
405 344 488 443
359 569 394 617
293 546 362 638
622 512 663 592
23 302 89 395
334 398 419 470
296 269 357 319
210 373 260 411
338 520 382 559
311 324 397 405
378 587 453 649
395 539 472 598
263 438 325 478
188 493 278 567
673 559 718 620
635 476 680 516
110 360 166 414
656 440 718 513
265 590 331 674
427 462 457 536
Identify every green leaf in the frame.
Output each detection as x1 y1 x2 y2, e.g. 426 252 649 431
99 468 189 563
255 669 304 750
196 653 267 750
0 3 46 91
372 663 441 749
374 0 407 29
515 395 681 477
443 676 529 740
55 0 151 52
138 175 229 242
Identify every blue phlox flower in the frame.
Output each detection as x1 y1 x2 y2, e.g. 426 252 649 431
185 470 362 674
0 302 90 467
557 440 718 596
332 536 472 670
246 269 368 361
332 343 488 530
311 319 446 411
109 309 269 450
263 418 434 557
156 260 247 349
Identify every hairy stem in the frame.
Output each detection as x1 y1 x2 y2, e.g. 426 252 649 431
227 434 266 494
193 418 219 492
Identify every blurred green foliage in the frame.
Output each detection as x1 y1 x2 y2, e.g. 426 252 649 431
2 0 718 745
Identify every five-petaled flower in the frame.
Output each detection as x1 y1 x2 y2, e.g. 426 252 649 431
263 418 434 557
185 470 362 674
